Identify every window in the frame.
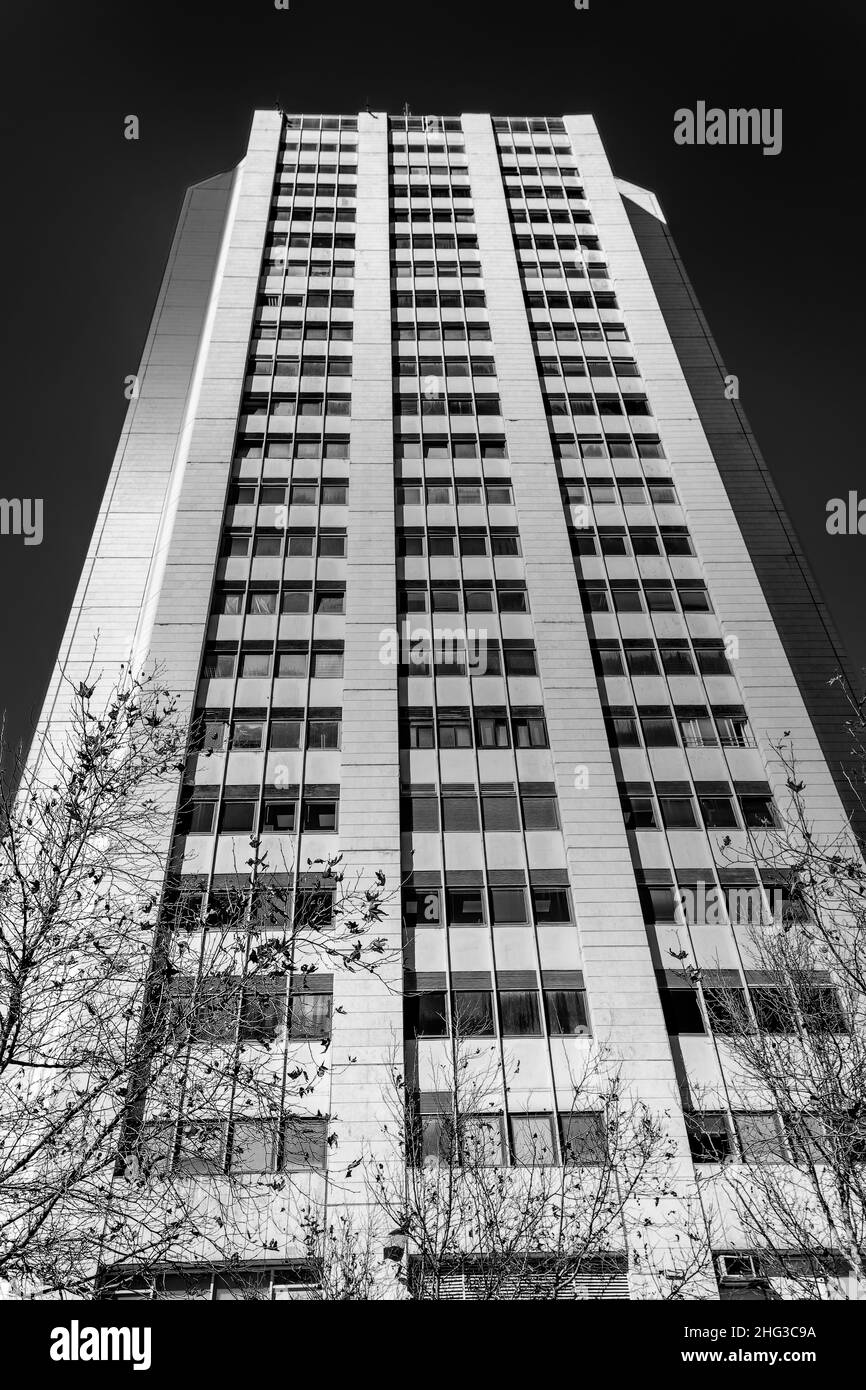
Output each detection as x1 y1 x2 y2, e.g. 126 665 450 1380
739 793 779 829
282 589 311 614
674 577 711 609
302 798 338 831
512 710 548 748
640 713 677 747
311 648 343 677
799 984 847 1034
452 990 495 1036
660 644 695 676
231 718 264 749
499 990 543 1036
182 800 214 835
307 716 341 749
488 886 527 924
262 800 296 833
703 987 749 1034
750 986 791 1034
442 792 480 833
621 794 657 830
734 1113 786 1163
460 1115 504 1166
288 990 332 1040
560 1112 606 1164
401 792 439 832
715 710 753 748
280 1116 328 1172
504 645 538 677
314 589 345 614
658 795 698 830
438 710 472 748
532 887 572 924
240 651 271 678
219 800 257 833
476 712 510 748
544 989 588 1034
699 795 739 830
521 792 560 830
510 1114 555 1166
678 712 717 748
277 649 307 678
686 1112 732 1163
202 649 237 679
447 886 485 924
481 789 520 832
404 991 448 1038
658 987 704 1034
624 644 659 677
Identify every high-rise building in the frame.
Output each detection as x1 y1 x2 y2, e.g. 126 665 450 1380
33 111 861 1300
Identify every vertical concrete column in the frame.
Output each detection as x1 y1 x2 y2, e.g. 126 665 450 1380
327 113 403 1201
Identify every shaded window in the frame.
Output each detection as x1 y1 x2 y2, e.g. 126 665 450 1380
499 990 543 1036
447 886 485 924
452 990 495 1037
544 989 588 1034
560 1112 606 1164
686 1112 732 1163
404 991 448 1038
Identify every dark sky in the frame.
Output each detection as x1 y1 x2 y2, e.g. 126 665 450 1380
0 0 863 763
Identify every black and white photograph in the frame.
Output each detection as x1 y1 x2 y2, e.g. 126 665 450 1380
0 0 863 1371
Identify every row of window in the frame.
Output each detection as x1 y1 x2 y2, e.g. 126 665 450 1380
241 393 352 417
622 785 778 833
567 481 678 512
221 530 348 559
391 233 479 250
580 578 712 615
506 183 585 202
686 1108 861 1164
527 291 618 313
256 289 354 309
400 784 563 834
265 231 355 250
605 705 764 755
517 232 600 252
398 582 528 613
616 705 753 749
261 258 354 279
394 435 506 458
392 289 487 309
391 322 492 341
397 640 540 678
390 209 477 226
530 321 628 342
253 322 354 344
394 393 502 416
397 479 511 504
547 391 651 416
179 793 338 836
511 209 594 229
228 481 348 507
393 354 496 377
194 710 342 752
397 528 522 557
539 355 638 378
660 980 845 1038
166 976 332 1044
282 115 359 131
405 987 587 1039
392 261 483 281
202 645 344 680
247 354 352 376
137 1115 328 1175
269 206 356 224
593 638 733 679
400 706 547 749
402 877 569 925
271 182 357 199
573 525 692 557
213 586 345 616
278 160 356 174
232 433 352 458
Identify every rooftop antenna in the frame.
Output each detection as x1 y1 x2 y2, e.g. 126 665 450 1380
403 101 411 120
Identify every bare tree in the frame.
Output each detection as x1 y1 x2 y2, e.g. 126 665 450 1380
0 663 392 1299
300 1033 715 1301
671 699 866 1300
